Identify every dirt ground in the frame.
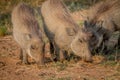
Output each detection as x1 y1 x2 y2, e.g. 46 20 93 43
0 35 119 80
0 10 120 79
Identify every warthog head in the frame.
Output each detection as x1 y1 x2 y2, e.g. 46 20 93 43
84 20 104 49
25 33 44 65
70 29 92 61
70 21 103 62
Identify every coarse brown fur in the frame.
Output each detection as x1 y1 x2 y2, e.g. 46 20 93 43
87 0 119 22
84 0 120 52
41 0 93 61
12 3 45 66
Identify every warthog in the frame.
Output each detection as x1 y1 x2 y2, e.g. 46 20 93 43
83 0 120 52
40 0 101 62
12 3 45 65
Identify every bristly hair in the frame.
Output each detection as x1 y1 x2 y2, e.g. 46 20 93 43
88 0 119 24
13 3 40 35
48 0 79 32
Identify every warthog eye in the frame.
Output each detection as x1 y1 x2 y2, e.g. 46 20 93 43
31 44 39 50
79 39 83 43
91 34 94 38
31 45 36 50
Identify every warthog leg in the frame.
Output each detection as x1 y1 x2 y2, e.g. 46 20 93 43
20 48 29 64
59 50 66 62
59 50 69 62
20 48 23 60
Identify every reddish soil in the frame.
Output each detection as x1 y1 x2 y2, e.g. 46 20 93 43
0 10 120 79
0 35 119 80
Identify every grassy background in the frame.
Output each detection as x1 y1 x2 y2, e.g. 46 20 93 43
0 0 104 36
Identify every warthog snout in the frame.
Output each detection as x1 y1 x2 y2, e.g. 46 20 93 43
28 39 44 65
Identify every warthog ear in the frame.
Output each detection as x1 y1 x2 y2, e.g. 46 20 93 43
66 28 76 36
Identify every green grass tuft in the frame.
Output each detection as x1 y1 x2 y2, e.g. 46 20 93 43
0 26 7 37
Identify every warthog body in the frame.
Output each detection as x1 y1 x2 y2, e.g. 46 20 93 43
12 3 45 65
41 0 95 61
84 0 120 52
